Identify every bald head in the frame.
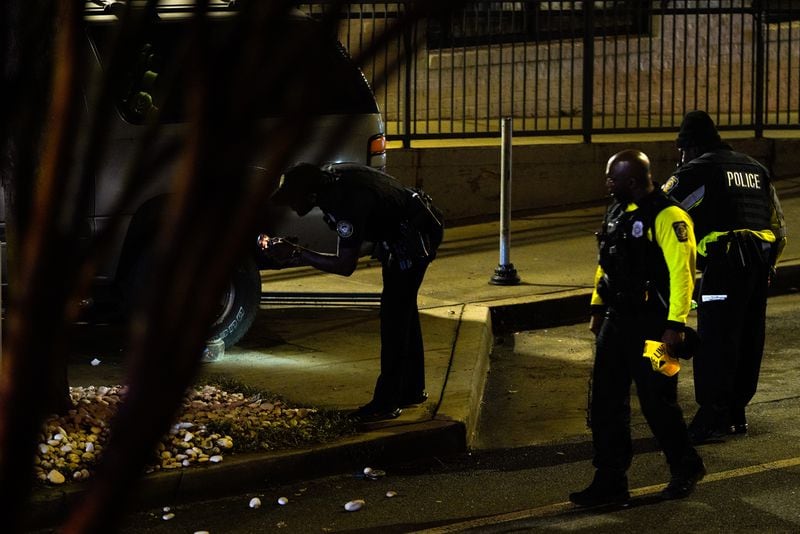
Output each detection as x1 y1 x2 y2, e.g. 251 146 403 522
605 149 654 202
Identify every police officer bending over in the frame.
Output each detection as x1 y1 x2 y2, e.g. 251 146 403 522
571 150 705 506
264 163 443 423
663 110 787 444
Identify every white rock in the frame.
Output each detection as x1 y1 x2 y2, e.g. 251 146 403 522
162 513 175 521
344 499 365 512
85 442 95 453
209 455 223 463
386 491 398 498
47 470 66 484
90 358 101 366
163 506 171 512
249 497 262 509
363 467 373 476
277 497 289 506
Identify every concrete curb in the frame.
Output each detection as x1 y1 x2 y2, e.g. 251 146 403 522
434 304 494 448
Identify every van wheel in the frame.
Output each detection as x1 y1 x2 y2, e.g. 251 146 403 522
124 254 261 349
209 256 261 348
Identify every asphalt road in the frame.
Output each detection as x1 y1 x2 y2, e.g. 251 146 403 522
104 292 800 534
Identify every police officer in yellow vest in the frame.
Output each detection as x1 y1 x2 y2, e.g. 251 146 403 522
570 150 705 506
662 110 787 444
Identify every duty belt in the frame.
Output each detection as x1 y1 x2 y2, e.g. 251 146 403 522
704 231 770 268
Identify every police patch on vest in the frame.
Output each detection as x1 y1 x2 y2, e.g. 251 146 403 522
632 220 644 238
336 220 354 238
662 175 679 193
672 221 690 242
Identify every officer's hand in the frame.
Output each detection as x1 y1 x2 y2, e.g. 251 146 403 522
589 312 604 336
270 243 299 264
661 328 684 356
258 236 295 258
256 233 271 250
257 237 302 270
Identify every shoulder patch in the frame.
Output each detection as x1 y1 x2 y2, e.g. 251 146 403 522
632 220 644 238
662 175 679 193
336 220 354 239
672 221 690 242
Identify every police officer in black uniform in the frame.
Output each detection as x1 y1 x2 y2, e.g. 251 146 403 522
570 150 705 507
264 163 443 423
663 110 787 444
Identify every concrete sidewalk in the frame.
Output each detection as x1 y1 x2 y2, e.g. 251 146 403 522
42 178 800 519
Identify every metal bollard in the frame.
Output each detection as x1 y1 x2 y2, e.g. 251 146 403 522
490 117 520 286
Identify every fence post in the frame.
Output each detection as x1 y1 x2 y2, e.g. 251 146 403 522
754 0 765 139
402 22 413 149
490 117 520 286
582 0 594 144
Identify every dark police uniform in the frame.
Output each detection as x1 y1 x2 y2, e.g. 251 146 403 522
589 189 702 480
662 147 786 435
315 164 443 410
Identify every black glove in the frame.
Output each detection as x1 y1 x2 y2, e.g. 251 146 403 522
669 326 700 359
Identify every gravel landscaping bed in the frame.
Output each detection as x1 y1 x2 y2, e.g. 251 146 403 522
34 378 357 485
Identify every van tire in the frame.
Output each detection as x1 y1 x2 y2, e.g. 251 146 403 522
210 256 261 348
124 253 261 349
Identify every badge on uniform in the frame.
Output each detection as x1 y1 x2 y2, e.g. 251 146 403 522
672 221 689 242
632 220 644 238
662 175 679 193
336 220 354 238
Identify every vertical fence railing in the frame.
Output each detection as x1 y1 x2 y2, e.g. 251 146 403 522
297 1 800 143
582 1 594 143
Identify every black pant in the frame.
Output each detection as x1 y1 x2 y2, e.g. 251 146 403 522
591 308 698 474
695 236 770 419
371 260 429 406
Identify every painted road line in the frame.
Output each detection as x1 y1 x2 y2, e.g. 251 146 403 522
413 456 800 533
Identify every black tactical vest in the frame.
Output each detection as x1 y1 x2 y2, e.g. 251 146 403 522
597 191 673 311
674 149 772 240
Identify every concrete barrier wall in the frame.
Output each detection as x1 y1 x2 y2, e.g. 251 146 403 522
386 138 800 223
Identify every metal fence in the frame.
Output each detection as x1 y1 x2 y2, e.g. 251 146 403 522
298 1 800 146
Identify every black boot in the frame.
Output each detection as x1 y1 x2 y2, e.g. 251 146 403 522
662 455 706 500
688 406 728 445
569 470 630 507
348 401 402 423
728 406 748 435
